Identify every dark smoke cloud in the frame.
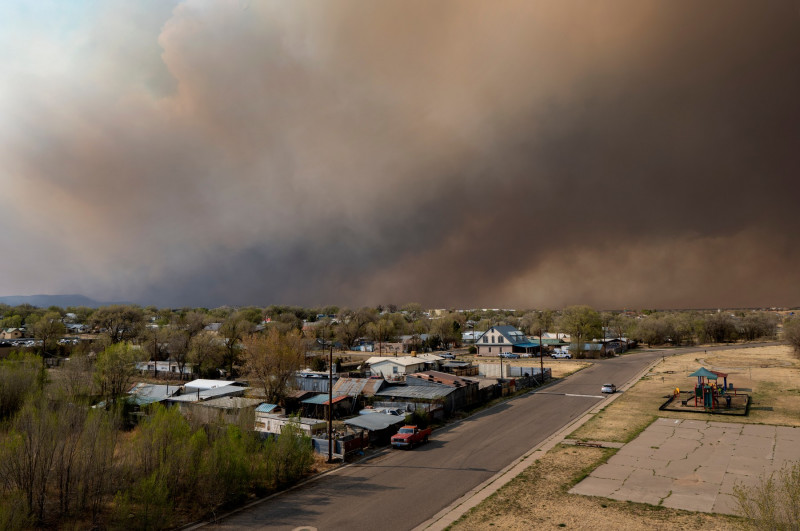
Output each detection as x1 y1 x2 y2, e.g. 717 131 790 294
1 1 799 309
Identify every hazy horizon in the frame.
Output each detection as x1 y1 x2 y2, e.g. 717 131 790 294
2 1 799 309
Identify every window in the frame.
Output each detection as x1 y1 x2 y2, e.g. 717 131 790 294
498 336 504 343
483 336 488 343
489 347 492 353
393 366 398 374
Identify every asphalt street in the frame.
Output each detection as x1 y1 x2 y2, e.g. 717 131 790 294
204 346 760 531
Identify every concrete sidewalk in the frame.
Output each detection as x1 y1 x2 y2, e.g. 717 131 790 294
569 418 800 514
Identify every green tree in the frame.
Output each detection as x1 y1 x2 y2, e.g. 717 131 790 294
0 353 39 419
94 342 142 405
90 305 145 343
558 305 602 357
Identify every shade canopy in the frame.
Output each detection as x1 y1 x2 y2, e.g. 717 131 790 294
688 367 718 380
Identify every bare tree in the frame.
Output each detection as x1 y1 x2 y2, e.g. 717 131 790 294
219 313 255 376
785 317 800 355
188 332 224 378
241 329 306 403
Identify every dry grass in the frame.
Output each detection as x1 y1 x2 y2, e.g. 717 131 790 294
450 345 800 530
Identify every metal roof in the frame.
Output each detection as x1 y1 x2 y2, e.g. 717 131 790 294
167 384 246 402
127 383 179 405
344 413 407 431
365 356 428 367
301 394 350 405
407 370 476 387
184 379 236 390
376 385 455 400
200 397 263 410
255 403 279 413
332 377 385 397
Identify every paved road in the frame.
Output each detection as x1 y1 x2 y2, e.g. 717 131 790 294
205 347 743 531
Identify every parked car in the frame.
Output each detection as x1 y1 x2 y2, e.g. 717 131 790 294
440 352 455 359
551 351 571 359
391 425 432 449
499 352 520 359
601 383 617 394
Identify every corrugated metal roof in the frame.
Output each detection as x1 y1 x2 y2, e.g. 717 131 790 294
301 394 350 405
344 413 407 431
332 377 385 397
200 397 263 410
376 385 455 400
127 383 179 405
255 403 279 413
407 371 476 387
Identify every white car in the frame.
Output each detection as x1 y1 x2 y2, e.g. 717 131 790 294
551 351 571 359
601 383 617 394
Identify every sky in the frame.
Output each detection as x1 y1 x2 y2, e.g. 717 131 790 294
1 1 799 310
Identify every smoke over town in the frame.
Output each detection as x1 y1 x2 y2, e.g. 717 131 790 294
1 1 799 309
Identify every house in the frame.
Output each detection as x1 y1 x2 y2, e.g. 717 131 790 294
295 370 339 393
255 412 327 438
301 394 354 419
65 323 89 334
405 370 480 412
1 328 26 340
399 334 430 352
136 360 194 376
332 377 385 398
461 330 483 344
364 355 430 380
475 326 541 356
185 396 263 426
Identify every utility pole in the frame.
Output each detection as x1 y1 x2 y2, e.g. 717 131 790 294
539 328 545 385
327 342 333 463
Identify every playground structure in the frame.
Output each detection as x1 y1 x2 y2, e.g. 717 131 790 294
661 366 749 416
688 367 734 410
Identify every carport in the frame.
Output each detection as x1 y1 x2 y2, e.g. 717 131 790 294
344 413 407 446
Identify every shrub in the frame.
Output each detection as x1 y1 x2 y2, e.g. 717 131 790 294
734 460 800 529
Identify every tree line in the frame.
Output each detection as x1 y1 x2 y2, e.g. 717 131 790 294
0 352 315 529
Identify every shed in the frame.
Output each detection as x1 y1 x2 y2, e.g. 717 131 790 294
255 413 327 438
344 413 407 446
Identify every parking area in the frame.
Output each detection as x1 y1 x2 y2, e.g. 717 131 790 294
569 417 800 514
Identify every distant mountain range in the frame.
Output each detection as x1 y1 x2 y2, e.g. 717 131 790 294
0 294 119 309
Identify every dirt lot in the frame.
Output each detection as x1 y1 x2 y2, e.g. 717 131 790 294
450 345 800 530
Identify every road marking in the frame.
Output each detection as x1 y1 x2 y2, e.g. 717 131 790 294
538 392 606 399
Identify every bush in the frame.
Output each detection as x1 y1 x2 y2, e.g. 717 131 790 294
734 460 800 529
404 409 429 428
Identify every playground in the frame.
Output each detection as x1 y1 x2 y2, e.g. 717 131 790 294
660 366 750 416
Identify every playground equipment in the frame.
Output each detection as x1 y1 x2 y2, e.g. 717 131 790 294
688 367 734 410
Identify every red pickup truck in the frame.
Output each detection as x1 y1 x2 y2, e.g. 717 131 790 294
391 425 432 449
